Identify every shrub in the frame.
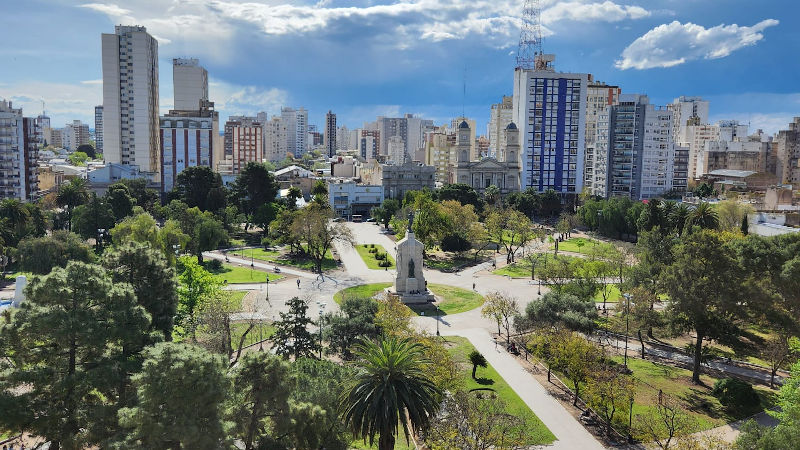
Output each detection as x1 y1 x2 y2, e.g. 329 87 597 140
440 234 471 253
369 247 378 254
712 378 760 413
378 260 391 268
205 259 223 271
370 244 375 248
375 253 386 261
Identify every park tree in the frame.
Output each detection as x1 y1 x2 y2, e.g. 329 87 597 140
118 178 159 214
409 194 448 254
371 198 401 229
76 143 96 158
171 165 226 212
0 198 31 246
481 291 519 344
662 230 751 383
468 350 488 379
229 162 280 228
0 262 150 448
176 256 222 340
716 200 754 233
375 295 415 337
627 287 664 354
71 193 115 240
759 335 797 389
17 230 93 274
437 183 482 209
636 198 666 232
56 177 89 231
340 337 442 450
253 202 280 236
291 203 353 272
24 201 48 238
506 187 541 219
103 242 178 341
439 199 479 254
68 151 89 166
270 296 320 359
486 207 533 263
685 202 719 230
105 183 136 221
527 330 570 382
285 185 303 210
539 189 562 217
693 182 714 199
424 390 528 450
111 211 190 264
483 184 501 206
324 296 380 360
169 206 228 263
634 394 696 449
585 365 636 436
555 334 603 406
518 291 598 334
116 342 230 449
228 352 293 450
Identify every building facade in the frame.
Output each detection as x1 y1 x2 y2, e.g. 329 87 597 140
325 110 337 157
172 58 208 111
667 96 709 140
223 116 263 174
262 115 287 162
159 104 220 192
63 120 90 151
488 96 514 158
381 162 436 200
584 82 620 195
387 135 406 165
94 106 103 153
452 121 520 196
0 100 39 201
101 25 160 178
775 117 800 184
281 107 308 157
698 138 770 177
328 178 384 219
513 54 588 196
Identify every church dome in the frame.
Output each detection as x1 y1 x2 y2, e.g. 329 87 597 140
459 120 469 129
506 122 517 130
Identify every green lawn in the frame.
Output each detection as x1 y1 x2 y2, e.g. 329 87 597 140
492 253 581 278
411 284 484 316
333 282 393 305
234 247 282 262
205 263 283 284
355 244 395 270
609 356 776 436
445 336 555 445
230 322 275 350
593 284 621 303
226 290 248 309
273 248 337 271
555 237 618 256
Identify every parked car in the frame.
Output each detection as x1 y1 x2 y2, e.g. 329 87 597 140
365 218 376 223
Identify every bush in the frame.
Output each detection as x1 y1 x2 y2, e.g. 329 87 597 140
712 378 760 413
375 253 386 261
370 244 375 248
369 247 378 254
261 237 271 249
206 259 223 271
378 260 391 268
440 234 471 253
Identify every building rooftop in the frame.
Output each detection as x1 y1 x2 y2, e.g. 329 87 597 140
708 169 757 178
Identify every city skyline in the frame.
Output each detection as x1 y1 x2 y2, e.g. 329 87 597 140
1 0 798 133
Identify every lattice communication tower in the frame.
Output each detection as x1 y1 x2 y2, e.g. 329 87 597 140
516 0 544 70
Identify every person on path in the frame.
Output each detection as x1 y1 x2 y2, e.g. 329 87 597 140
297 279 300 289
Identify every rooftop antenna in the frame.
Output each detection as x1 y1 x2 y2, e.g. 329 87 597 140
462 64 466 118
41 99 46 116
516 0 544 70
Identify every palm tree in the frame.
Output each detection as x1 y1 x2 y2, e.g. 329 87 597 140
484 184 500 207
56 178 88 231
0 198 31 244
686 202 719 231
340 337 442 450
469 350 488 379
669 203 691 235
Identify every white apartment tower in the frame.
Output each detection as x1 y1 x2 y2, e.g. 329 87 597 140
667 96 710 141
488 96 514 158
584 82 621 196
101 25 160 177
63 120 90 151
387 135 406 165
281 107 308 157
94 106 103 153
513 54 589 195
0 100 39 201
173 58 208 111
262 115 287 163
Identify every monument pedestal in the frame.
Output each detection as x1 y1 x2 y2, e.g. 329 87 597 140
385 287 435 305
392 220 434 305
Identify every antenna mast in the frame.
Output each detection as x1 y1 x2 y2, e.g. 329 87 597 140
516 0 544 70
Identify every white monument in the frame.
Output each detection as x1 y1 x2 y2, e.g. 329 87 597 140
391 213 434 304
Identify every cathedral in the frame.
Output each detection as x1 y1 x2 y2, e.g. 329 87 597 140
451 120 521 196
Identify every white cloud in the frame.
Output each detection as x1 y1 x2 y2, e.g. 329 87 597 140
80 2 131 16
0 81 102 126
543 1 649 23
81 79 103 85
616 19 779 70
209 80 289 118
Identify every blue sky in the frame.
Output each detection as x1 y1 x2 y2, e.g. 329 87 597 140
1 0 798 135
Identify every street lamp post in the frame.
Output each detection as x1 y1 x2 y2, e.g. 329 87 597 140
435 305 440 336
317 301 327 359
259 276 270 351
622 293 632 367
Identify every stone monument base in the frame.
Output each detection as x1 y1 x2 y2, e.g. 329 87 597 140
385 288 435 305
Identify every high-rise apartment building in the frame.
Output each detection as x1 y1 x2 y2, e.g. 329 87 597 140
281 107 308 157
94 106 103 153
336 125 350 151
101 25 160 177
46 128 63 148
424 126 454 184
63 120 90 151
667 96 710 139
371 114 432 158
159 103 220 192
603 95 675 200
325 110 337 157
0 100 39 201
584 82 621 195
223 116 263 174
360 129 380 160
513 54 588 195
488 96 514 157
173 58 208 110
677 123 720 180
387 135 406 165
262 115 287 163
34 114 50 147
775 117 800 184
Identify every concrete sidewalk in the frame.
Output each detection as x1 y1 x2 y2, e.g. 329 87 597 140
443 327 605 450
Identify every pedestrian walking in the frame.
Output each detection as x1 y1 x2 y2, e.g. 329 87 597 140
297 279 300 289
472 282 476 291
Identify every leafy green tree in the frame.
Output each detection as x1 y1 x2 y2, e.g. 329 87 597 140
171 165 226 212
68 151 89 166
192 212 227 263
663 230 751 383
539 189 562 217
637 198 666 232
506 187 542 219
519 291 598 334
481 292 519 344
483 184 501 206
286 185 303 210
0 198 31 246
486 207 532 263
290 358 354 449
24 201 48 238
669 203 691 235
111 211 190 264
56 177 89 230
105 183 136 221
76 143 96 158
290 203 352 272
176 256 222 340
340 337 442 450
693 182 714 199
116 342 230 449
371 198 401 229
118 178 159 214
741 214 749 235
253 202 280 236
437 183 482 209
71 193 115 239
103 242 177 341
554 334 602 406
0 262 150 448
229 162 279 228
324 296 380 360
271 296 320 359
17 230 93 274
228 352 293 450
468 350 488 379
585 365 636 435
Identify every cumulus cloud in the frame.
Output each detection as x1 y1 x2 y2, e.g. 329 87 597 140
543 1 649 23
209 80 289 118
616 19 779 70
80 2 131 16
0 81 102 126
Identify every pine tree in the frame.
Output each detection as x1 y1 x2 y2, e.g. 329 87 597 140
741 214 749 235
270 296 320 359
